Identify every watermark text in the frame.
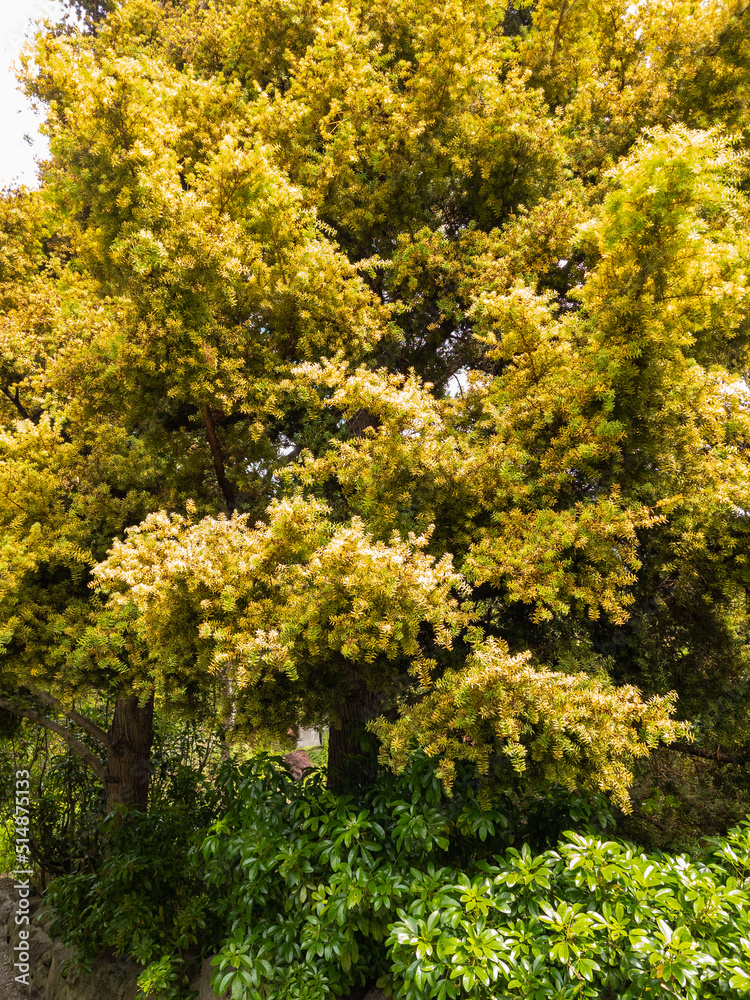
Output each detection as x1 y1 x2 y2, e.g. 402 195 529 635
12 769 33 987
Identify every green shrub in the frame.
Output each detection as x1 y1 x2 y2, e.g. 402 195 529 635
0 712 226 885
42 751 750 1000
387 828 750 999
204 755 750 1000
43 763 226 998
202 752 521 999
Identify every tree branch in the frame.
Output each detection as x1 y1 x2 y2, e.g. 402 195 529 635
668 741 746 766
346 408 380 437
0 385 29 421
25 684 111 750
201 403 236 514
551 0 582 63
0 697 106 780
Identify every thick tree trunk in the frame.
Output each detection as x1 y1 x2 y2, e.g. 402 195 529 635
327 678 380 795
104 693 154 813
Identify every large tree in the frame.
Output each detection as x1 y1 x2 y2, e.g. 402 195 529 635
1 0 749 810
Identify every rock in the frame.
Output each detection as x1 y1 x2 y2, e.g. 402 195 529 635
190 956 230 1000
0 876 232 1000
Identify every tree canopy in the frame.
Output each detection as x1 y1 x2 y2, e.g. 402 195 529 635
1 0 749 809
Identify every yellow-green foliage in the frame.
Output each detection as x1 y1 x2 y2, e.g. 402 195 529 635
94 498 464 693
0 0 748 802
373 637 686 811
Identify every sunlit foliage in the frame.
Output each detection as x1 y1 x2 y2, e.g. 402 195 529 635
1 0 749 804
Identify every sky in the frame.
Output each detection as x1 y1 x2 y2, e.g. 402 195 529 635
0 0 60 188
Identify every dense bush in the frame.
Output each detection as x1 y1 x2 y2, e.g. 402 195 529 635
201 753 526 999
0 715 105 883
40 753 750 1000
45 799 221 969
43 754 226 997
386 830 750 1000
0 711 226 885
203 756 750 1000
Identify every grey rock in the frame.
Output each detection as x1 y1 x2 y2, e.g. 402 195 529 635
0 877 231 1000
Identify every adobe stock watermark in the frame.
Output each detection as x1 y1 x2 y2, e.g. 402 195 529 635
12 769 34 988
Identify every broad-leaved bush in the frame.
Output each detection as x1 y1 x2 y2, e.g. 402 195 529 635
202 756 750 1000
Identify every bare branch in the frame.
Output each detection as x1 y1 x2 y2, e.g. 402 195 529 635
668 741 746 766
0 697 106 780
201 403 236 514
278 442 304 465
0 385 29 421
552 0 583 63
25 684 111 750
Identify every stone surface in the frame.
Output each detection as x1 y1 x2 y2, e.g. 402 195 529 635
296 727 324 748
0 873 141 1000
194 957 229 1000
0 877 228 1000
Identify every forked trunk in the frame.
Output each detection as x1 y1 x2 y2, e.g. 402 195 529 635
104 693 154 814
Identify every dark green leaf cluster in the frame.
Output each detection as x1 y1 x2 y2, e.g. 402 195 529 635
202 753 519 999
0 716 105 880
201 755 750 1000
40 753 750 1000
42 764 225 990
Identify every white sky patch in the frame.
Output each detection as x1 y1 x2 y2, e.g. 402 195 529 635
0 0 60 189
445 370 469 398
723 377 750 400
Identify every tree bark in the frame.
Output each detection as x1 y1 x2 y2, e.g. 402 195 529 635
0 687 156 814
201 403 236 514
104 693 155 813
327 677 380 795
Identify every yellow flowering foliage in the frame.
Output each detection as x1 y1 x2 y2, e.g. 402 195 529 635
0 415 161 693
31 26 390 420
93 497 466 732
0 0 748 800
373 637 687 811
94 491 690 802
519 0 750 178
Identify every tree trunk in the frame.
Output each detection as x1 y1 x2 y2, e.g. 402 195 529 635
327 678 380 795
104 693 154 813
